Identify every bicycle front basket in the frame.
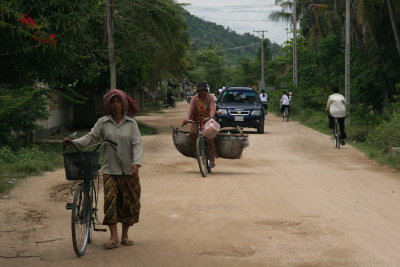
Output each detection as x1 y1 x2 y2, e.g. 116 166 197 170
63 151 99 180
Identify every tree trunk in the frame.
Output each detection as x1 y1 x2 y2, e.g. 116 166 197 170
387 0 400 57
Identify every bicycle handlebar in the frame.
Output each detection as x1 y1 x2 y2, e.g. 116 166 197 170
187 118 210 124
63 139 118 152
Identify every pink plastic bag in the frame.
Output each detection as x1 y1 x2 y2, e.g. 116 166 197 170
202 119 220 139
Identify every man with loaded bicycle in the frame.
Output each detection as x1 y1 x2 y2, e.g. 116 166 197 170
182 82 217 168
326 85 347 145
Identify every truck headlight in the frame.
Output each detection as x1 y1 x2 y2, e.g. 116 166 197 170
217 109 227 115
251 110 262 115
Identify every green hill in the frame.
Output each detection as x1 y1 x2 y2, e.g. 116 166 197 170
183 12 281 65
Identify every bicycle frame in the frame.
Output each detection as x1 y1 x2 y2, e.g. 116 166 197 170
333 118 341 149
187 119 211 177
282 106 289 122
64 139 116 256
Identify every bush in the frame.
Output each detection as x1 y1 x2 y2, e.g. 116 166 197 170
0 87 49 145
346 125 370 142
0 146 16 163
367 112 400 152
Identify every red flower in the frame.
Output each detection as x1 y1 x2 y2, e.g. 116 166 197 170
20 13 58 47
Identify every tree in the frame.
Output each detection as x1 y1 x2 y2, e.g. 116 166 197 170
385 0 400 57
190 45 225 90
0 87 49 144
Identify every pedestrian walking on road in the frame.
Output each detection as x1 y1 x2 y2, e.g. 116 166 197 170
63 88 143 249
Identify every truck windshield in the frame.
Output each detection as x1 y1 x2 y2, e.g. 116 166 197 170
220 91 259 104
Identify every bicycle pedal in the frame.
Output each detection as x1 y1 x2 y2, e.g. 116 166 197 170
65 203 73 210
94 228 107 232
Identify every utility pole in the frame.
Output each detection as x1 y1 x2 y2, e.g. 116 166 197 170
345 0 351 123
292 0 298 85
106 0 116 89
253 30 267 91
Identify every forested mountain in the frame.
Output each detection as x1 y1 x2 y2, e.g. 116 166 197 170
183 12 281 65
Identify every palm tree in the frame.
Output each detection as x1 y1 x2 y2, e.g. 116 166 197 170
386 0 400 56
270 1 341 46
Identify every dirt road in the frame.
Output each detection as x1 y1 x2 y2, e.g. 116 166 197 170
1 101 400 266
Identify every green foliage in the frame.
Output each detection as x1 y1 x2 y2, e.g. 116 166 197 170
190 45 225 90
115 0 190 89
183 12 281 65
0 0 107 96
0 87 49 144
136 120 157 136
0 142 63 193
228 57 259 87
367 112 400 152
1 0 191 101
0 146 16 163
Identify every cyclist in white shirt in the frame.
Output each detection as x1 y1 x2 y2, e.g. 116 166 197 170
280 91 290 115
326 85 347 145
259 90 268 113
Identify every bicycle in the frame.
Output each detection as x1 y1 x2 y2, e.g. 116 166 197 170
333 117 341 149
282 106 290 122
187 119 212 177
63 139 117 257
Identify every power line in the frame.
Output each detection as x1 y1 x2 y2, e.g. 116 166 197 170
197 15 281 22
192 43 258 53
184 4 277 9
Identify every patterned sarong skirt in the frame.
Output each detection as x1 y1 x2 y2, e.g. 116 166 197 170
102 174 141 226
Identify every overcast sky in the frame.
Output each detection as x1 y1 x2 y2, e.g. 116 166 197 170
175 0 290 45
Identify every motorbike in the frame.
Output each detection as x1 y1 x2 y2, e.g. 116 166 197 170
163 96 176 108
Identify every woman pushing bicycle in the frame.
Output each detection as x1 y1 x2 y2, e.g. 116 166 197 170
182 82 217 168
62 89 143 249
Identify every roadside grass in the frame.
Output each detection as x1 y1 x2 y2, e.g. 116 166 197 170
351 142 400 170
136 101 164 116
0 120 157 194
137 120 157 135
269 107 400 170
0 143 63 193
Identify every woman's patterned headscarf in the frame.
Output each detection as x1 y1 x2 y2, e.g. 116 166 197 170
103 89 140 116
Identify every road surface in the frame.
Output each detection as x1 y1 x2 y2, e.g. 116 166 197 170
1 101 400 266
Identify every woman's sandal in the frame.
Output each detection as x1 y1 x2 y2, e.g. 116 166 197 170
121 239 134 246
103 240 119 249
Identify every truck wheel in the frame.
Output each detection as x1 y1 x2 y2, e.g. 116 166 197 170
257 119 264 134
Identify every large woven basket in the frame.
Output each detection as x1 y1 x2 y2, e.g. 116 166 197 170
215 136 248 159
172 129 196 158
172 127 249 159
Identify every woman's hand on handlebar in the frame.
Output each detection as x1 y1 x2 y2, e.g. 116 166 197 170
131 164 140 177
62 138 72 147
182 119 189 126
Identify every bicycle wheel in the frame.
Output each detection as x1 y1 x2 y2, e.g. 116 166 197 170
71 184 92 257
206 159 212 173
284 108 289 122
87 186 94 244
334 119 341 149
196 136 208 177
286 109 290 122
